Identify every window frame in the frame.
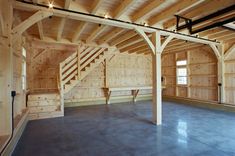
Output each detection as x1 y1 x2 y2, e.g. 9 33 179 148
176 59 187 86
22 47 27 91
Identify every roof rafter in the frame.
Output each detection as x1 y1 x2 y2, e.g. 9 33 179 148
90 0 104 14
97 27 125 45
131 0 165 22
86 0 135 43
64 0 72 9
72 0 103 42
149 0 198 26
164 0 234 29
120 41 146 52
86 24 106 43
13 1 219 45
112 0 135 18
57 18 66 41
110 31 136 46
37 20 44 40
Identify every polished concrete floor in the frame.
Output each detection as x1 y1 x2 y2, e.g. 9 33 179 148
13 101 235 156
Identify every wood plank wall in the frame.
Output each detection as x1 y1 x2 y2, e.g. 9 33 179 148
27 41 235 106
162 46 218 102
0 36 26 135
27 47 74 93
224 45 235 105
64 53 152 103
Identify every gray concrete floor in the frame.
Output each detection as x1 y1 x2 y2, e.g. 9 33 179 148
13 101 235 156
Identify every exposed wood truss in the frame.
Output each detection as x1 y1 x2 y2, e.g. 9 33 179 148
13 0 220 46
12 10 52 36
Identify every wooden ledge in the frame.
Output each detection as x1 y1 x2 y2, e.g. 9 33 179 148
103 86 155 104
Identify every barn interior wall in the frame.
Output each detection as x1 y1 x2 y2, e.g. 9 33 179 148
0 35 26 138
224 43 235 105
26 41 235 106
26 41 153 106
64 53 152 105
162 45 218 102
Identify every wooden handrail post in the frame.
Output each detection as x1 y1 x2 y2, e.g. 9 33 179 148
77 45 81 79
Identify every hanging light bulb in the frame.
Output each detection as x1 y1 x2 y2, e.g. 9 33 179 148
104 14 109 19
144 23 148 27
48 2 54 9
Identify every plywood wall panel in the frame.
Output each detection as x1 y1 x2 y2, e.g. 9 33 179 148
224 47 235 105
27 44 74 93
162 46 218 102
64 53 152 103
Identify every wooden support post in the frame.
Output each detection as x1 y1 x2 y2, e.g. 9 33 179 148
59 63 64 115
77 46 81 79
152 31 162 125
187 51 191 98
217 45 225 103
104 59 108 88
0 0 14 136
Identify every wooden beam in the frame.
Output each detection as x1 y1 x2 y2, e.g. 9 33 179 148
110 31 136 46
164 0 235 29
128 45 149 54
152 31 162 125
13 1 219 45
90 0 104 14
112 0 135 18
12 10 52 36
131 0 165 22
37 21 44 40
209 44 221 59
97 28 125 45
72 22 86 42
86 25 106 43
136 50 151 55
64 0 72 9
160 30 217 45
57 18 66 41
32 0 38 3
0 10 5 36
199 28 226 37
160 35 174 52
222 36 235 44
164 42 200 52
116 35 144 49
119 41 146 52
163 45 206 55
88 0 134 43
72 0 103 42
165 39 186 48
224 44 235 60
135 28 155 54
149 0 198 26
216 33 235 42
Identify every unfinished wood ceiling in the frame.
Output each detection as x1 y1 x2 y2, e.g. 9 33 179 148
13 0 235 55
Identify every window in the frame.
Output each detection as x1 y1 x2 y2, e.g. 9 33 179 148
176 60 187 85
22 47 26 90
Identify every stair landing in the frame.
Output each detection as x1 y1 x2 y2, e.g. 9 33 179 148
27 92 63 120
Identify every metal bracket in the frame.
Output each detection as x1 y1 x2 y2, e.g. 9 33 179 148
175 15 192 34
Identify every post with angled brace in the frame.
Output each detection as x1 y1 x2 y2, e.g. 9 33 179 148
152 31 162 125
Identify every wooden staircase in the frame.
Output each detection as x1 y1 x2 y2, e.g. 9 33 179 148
28 44 115 120
59 45 115 94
